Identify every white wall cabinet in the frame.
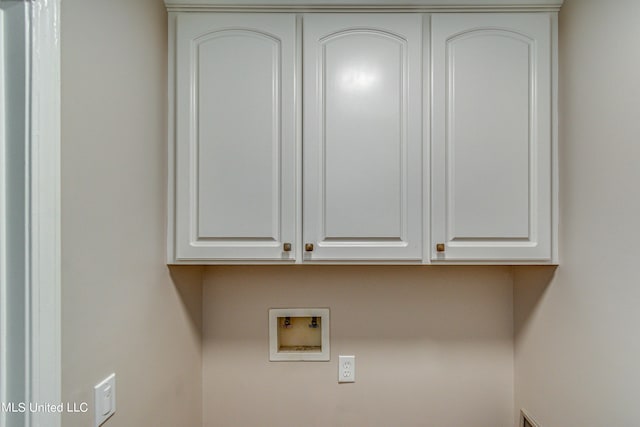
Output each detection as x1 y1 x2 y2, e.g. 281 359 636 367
172 14 297 261
430 13 555 262
166 1 560 265
303 14 423 261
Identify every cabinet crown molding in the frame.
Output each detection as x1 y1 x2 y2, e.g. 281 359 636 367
164 0 563 12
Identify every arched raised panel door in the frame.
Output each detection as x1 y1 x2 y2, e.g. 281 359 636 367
173 14 296 261
303 14 422 261
431 13 552 261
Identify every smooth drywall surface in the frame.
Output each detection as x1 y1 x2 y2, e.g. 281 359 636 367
203 266 514 427
514 0 640 426
61 0 203 425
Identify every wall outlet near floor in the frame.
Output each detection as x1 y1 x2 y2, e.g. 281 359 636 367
338 355 355 383
94 373 116 426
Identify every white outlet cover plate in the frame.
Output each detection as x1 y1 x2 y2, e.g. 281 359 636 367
94 373 116 426
339 355 355 383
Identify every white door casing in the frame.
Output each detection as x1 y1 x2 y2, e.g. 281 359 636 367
0 1 61 426
1 3 29 425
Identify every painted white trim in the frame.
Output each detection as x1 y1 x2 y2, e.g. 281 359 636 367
165 0 564 12
294 14 303 264
550 11 559 264
0 7 7 424
422 13 431 265
27 0 61 426
166 12 177 264
520 409 541 427
0 2 30 424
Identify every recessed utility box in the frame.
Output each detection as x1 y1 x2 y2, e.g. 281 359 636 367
269 308 330 361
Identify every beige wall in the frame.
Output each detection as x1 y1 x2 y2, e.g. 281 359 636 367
514 0 640 426
203 266 514 427
60 0 516 424
62 1 640 425
61 0 203 425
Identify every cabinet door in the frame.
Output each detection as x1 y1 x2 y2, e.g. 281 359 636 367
303 14 423 261
431 13 552 261
173 14 296 261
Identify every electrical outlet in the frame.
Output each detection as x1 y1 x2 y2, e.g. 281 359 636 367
94 373 116 426
338 355 355 383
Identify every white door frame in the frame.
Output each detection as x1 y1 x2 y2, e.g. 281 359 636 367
0 1 61 426
28 1 61 426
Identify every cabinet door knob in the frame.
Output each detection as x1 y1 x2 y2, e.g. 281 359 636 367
436 243 445 252
283 243 292 252
305 243 314 252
